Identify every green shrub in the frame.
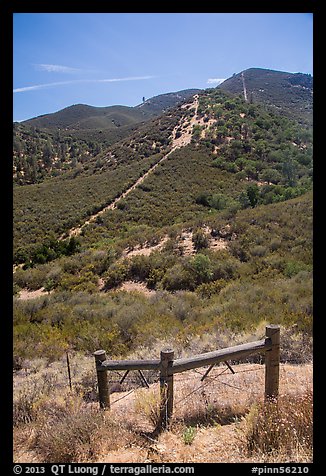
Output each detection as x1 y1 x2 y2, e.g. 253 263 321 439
283 260 309 278
182 426 196 445
116 200 127 210
196 279 228 298
161 262 196 291
14 266 48 291
191 254 213 284
250 245 268 257
192 230 209 251
129 255 152 281
104 261 130 289
59 271 98 293
146 268 165 289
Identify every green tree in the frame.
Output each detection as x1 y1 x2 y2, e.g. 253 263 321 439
228 139 243 160
246 183 260 208
43 141 53 168
235 157 247 171
60 143 67 162
255 140 270 161
26 156 38 182
13 136 23 155
282 160 297 186
244 163 257 181
261 168 282 185
65 237 81 256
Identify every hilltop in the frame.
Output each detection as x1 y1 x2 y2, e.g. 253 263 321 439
135 89 201 116
219 68 313 126
22 104 150 130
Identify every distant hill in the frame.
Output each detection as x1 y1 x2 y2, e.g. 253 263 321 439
23 104 150 130
14 88 201 185
22 88 201 131
218 68 313 126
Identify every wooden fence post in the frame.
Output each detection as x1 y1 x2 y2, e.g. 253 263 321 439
265 325 280 402
66 351 72 391
94 350 110 409
159 348 174 430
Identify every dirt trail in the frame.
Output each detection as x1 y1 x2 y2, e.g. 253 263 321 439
61 149 174 239
241 72 248 102
61 95 201 239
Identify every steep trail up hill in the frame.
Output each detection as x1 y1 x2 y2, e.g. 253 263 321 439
61 95 203 239
241 72 248 102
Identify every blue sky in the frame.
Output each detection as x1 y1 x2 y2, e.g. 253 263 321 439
13 13 313 122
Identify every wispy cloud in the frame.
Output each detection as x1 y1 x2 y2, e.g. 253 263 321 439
207 78 226 85
34 63 82 73
97 76 155 83
13 76 156 93
14 81 77 93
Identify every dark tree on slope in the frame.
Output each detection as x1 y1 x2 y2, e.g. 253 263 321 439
43 141 53 168
246 184 260 208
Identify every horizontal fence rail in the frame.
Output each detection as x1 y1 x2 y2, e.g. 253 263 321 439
94 325 280 430
98 359 161 372
171 339 271 374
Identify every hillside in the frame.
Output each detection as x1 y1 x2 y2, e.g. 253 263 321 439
14 89 200 185
14 86 313 356
13 69 313 186
219 68 313 126
13 68 313 463
23 104 151 130
14 86 313 261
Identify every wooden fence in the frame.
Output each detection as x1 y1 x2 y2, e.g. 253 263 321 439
94 324 280 430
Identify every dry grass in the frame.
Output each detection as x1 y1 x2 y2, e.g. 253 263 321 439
13 351 313 464
14 389 143 463
244 391 313 461
134 389 161 429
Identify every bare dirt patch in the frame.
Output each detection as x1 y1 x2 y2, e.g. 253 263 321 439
118 281 155 296
17 288 52 301
123 236 169 258
180 227 228 256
